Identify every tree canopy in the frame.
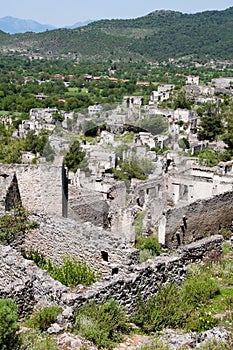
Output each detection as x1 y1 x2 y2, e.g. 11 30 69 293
64 140 86 172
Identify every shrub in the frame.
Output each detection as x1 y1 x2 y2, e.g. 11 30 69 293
74 299 130 349
131 284 188 333
185 307 218 332
219 228 232 239
0 298 19 350
46 256 98 287
136 236 161 262
139 249 155 263
24 251 98 287
24 306 62 332
222 241 232 255
132 264 222 334
136 236 161 256
180 269 220 305
134 211 145 239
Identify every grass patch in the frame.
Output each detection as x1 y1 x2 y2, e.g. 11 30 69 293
18 329 58 350
114 132 134 143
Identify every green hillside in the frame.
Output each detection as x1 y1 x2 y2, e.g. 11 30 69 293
0 7 233 61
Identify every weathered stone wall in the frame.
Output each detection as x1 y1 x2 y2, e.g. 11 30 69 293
20 213 139 277
0 245 69 316
0 158 67 217
160 191 233 250
69 193 110 228
0 235 223 317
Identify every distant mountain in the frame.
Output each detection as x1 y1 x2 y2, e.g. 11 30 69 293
0 16 94 34
66 20 94 29
0 16 56 34
0 8 233 62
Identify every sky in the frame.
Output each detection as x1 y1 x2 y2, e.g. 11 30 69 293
1 0 233 27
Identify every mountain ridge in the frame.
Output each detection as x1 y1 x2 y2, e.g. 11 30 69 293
0 7 232 62
0 16 94 34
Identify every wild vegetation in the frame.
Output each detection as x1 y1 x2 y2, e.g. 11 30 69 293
0 244 232 349
23 250 98 287
0 205 38 244
0 8 233 62
73 299 130 349
0 11 233 348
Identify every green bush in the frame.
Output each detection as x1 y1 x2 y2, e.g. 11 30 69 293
46 256 98 287
134 211 145 239
24 306 62 332
185 307 218 332
24 251 98 287
136 236 161 256
74 299 130 349
222 241 232 255
0 298 19 350
131 284 188 333
219 228 232 239
181 269 220 305
136 236 161 262
132 264 222 334
139 249 156 263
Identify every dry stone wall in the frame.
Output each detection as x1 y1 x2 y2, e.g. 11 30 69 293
0 159 68 217
0 235 223 317
162 191 233 250
0 245 69 316
20 213 139 277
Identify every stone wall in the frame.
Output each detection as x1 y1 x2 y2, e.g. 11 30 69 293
0 158 67 217
0 245 69 316
159 191 233 250
69 192 110 229
20 213 139 277
0 235 223 317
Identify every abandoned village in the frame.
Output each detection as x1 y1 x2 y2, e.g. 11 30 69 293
1 71 233 348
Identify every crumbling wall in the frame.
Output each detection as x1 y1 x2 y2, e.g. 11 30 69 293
0 159 67 217
0 235 223 316
69 193 110 228
0 245 69 316
161 191 233 250
20 213 139 277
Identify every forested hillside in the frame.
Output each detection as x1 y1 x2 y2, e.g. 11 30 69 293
0 7 233 62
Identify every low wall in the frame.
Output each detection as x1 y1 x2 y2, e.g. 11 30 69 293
0 235 223 317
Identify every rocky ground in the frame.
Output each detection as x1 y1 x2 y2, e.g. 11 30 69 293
54 326 232 349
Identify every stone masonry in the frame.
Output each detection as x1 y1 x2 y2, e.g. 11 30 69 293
0 235 223 317
0 157 68 217
159 191 233 249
